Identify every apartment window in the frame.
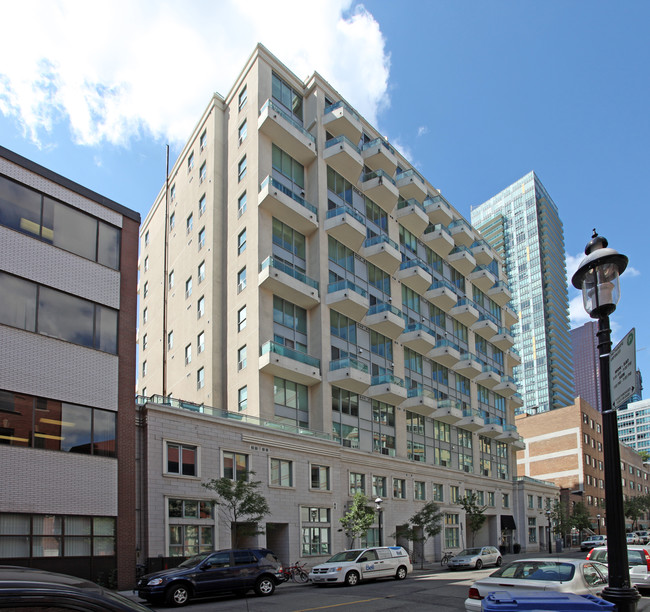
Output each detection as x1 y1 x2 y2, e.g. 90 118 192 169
270 458 292 487
144 230 149 246
187 151 194 172
488 492 495 507
197 331 205 354
349 472 365 495
170 184 176 201
168 499 213 557
238 192 247 217
185 277 192 299
198 261 205 283
167 331 173 350
238 229 247 254
199 194 206 216
196 367 205 390
223 451 248 480
185 344 191 365
445 514 460 548
166 442 197 476
503 493 510 508
372 476 386 498
186 213 193 234
528 517 537 543
197 296 205 318
272 144 305 189
237 345 247 370
199 162 206 183
433 483 443 502
527 494 534 509
142 333 147 350
238 306 247 331
198 227 205 250
238 120 247 144
143 255 149 271
414 481 426 501
393 478 406 499
142 361 147 377
169 212 175 230
311 465 330 491
238 156 247 182
450 485 460 503
200 130 207 151
237 267 246 292
142 307 147 324
143 281 148 298
272 72 303 122
168 270 174 289
238 85 247 111
301 507 331 556
238 386 247 411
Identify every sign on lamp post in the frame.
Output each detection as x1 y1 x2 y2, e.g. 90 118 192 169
610 328 637 409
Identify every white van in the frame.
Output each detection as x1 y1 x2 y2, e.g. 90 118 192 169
309 546 412 586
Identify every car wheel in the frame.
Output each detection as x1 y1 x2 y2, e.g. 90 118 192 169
254 576 276 596
475 559 483 570
166 583 191 607
496 557 502 567
395 566 407 580
345 571 360 586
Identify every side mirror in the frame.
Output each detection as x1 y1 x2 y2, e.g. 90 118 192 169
358 556 368 563
200 562 212 570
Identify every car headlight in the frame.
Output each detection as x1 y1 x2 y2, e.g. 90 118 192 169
147 578 165 586
330 567 343 573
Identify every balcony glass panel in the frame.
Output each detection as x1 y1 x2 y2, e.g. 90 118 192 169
324 100 361 122
424 223 452 237
396 168 425 184
260 341 320 368
325 134 360 152
259 256 319 290
326 204 364 225
260 99 315 144
329 357 369 373
397 198 426 212
363 234 399 251
366 302 403 318
399 258 431 274
371 374 405 387
260 176 318 216
361 169 396 185
327 279 367 298
361 137 396 155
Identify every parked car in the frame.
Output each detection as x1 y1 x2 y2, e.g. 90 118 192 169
580 534 607 551
309 546 412 586
0 565 150 611
627 533 641 545
587 545 650 591
636 531 650 544
137 548 283 606
448 546 502 570
464 558 609 612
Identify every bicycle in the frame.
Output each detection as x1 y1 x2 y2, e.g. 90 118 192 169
279 561 309 583
441 551 454 566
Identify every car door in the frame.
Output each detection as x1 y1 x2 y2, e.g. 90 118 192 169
357 549 381 580
375 547 395 577
481 547 496 566
582 562 608 596
192 551 235 595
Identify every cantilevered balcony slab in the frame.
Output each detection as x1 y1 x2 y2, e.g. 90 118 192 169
258 99 316 165
325 205 366 251
496 424 520 443
396 259 432 294
448 218 476 248
512 436 526 450
323 100 362 144
402 388 436 417
259 176 318 235
458 409 485 432
327 358 371 394
468 266 497 293
424 195 453 226
425 280 457 311
474 366 501 389
450 299 480 326
259 341 321 386
363 303 405 340
360 235 401 274
395 199 429 237
453 353 483 379
507 348 521 366
433 400 463 424
471 316 499 340
367 374 407 405
503 304 517 328
428 340 461 368
448 246 477 276
396 169 427 202
360 170 399 213
494 376 517 397
400 323 437 355
479 418 504 438
361 138 398 175
488 281 512 306
324 135 363 184
326 280 369 321
422 223 454 257
509 394 524 410
470 240 494 266
259 257 320 309
491 328 515 350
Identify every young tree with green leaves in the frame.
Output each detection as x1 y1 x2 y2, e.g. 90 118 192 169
550 500 572 540
340 493 375 548
457 493 487 546
624 496 646 530
570 501 592 536
407 502 443 568
203 472 270 548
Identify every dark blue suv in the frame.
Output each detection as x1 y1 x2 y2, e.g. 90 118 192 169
137 548 283 606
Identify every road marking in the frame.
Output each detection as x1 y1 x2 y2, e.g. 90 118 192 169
291 595 394 611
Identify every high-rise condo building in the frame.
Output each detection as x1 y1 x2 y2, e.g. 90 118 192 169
571 320 601 412
471 172 574 415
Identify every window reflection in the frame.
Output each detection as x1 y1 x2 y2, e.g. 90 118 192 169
0 272 37 331
43 197 97 260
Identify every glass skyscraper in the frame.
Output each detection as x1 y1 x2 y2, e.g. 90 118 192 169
571 320 601 412
471 172 574 414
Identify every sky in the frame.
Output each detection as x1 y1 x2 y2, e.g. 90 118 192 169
1 0 649 396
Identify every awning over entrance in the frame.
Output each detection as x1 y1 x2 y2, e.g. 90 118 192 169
501 515 516 530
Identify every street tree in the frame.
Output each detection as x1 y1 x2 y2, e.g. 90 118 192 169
340 492 375 548
550 500 572 540
407 502 443 568
570 501 592 537
624 496 646 530
457 493 487 546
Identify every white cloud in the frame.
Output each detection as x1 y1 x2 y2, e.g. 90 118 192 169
0 0 390 147
565 251 583 283
417 126 428 137
569 294 591 329
624 266 640 278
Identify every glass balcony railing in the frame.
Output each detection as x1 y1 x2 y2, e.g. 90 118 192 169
325 204 364 225
361 137 396 155
260 341 320 369
428 278 457 293
449 218 473 231
363 234 399 251
324 100 361 122
455 297 479 309
462 408 483 419
327 279 367 298
500 375 515 384
260 99 315 144
491 280 511 291
397 198 426 212
459 351 483 364
260 176 318 217
449 245 473 257
437 398 463 411
361 168 396 185
484 416 504 426
325 134 360 152
471 238 492 250
403 322 435 336
424 194 451 208
407 387 437 400
366 302 403 318
396 168 425 184
371 373 405 387
434 339 461 352
424 222 452 237
481 364 501 375
495 327 513 336
509 347 521 358
259 256 319 290
329 357 369 373
399 258 431 274
471 264 495 276
503 424 517 433
476 312 500 326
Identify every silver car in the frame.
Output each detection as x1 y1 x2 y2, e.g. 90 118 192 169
448 546 502 570
587 545 650 590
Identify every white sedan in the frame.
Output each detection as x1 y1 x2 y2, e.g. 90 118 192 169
465 558 609 612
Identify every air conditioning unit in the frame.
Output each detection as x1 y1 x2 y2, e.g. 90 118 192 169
381 448 390 455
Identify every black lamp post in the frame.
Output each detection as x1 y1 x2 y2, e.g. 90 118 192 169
375 497 384 546
572 230 639 612
546 510 553 554
597 514 601 536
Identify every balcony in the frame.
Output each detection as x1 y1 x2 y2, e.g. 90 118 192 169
509 393 524 409
402 388 436 417
258 257 320 309
503 303 517 327
458 408 485 432
496 424 520 443
450 298 480 326
448 245 477 276
424 195 453 226
470 314 499 339
360 235 401 274
396 258 432 294
424 279 457 311
491 327 515 350
259 176 318 235
453 352 483 379
361 138 398 175
325 205 366 251
323 100 362 144
363 303 405 339
326 280 369 321
259 341 321 386
470 239 494 266
507 347 521 366
448 218 476 247
367 374 407 405
433 399 463 424
400 322 437 355
324 135 363 184
360 170 399 213
512 436 526 450
327 357 371 394
422 223 454 257
428 339 461 367
468 265 497 293
258 99 316 164
396 169 427 202
488 280 512 306
480 416 504 438
494 375 517 397
474 365 501 389
395 198 429 237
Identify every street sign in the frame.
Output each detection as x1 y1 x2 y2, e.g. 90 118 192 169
610 328 637 409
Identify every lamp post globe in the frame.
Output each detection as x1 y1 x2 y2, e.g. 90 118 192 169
374 497 384 547
571 230 637 611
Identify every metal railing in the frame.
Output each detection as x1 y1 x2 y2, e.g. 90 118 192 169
260 176 318 216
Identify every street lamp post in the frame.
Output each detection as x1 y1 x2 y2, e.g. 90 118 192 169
546 510 552 554
572 230 639 612
597 514 601 536
375 497 384 546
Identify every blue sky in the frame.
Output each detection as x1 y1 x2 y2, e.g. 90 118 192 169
1 0 648 396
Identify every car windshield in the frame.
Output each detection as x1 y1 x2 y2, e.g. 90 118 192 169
491 561 576 582
458 548 481 556
179 552 212 568
326 550 363 563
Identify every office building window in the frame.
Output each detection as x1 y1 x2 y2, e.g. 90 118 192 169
414 481 426 501
503 493 510 508
238 306 247 331
199 162 206 183
197 367 204 390
197 331 205 354
238 229 247 254
238 85 247 111
238 120 247 144
166 442 197 476
238 386 247 411
237 267 246 292
349 472 365 495
270 458 292 487
223 451 248 480
198 261 205 283
373 476 386 498
238 156 247 182
237 345 247 370
433 483 444 502
238 192 247 217
168 499 213 557
197 296 205 318
393 478 406 499
311 465 330 491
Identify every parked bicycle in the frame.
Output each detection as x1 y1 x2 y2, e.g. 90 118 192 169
279 561 309 583
440 551 455 566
